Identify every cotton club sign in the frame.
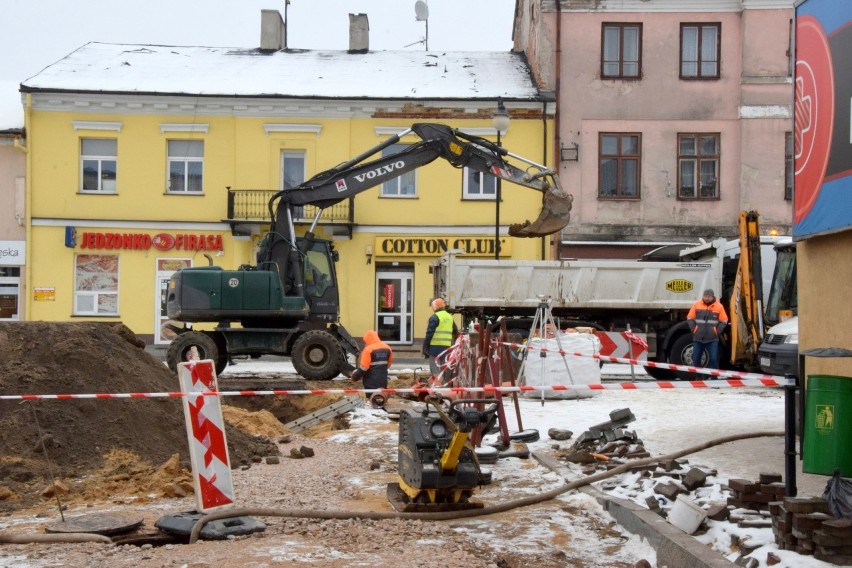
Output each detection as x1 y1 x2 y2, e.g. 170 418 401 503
77 231 224 252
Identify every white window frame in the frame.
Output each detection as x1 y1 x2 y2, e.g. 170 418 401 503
167 140 204 193
74 254 119 316
463 167 497 200
380 144 417 197
282 149 307 218
80 138 117 193
281 150 306 190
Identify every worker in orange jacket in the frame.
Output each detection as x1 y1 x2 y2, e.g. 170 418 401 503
349 330 393 390
686 288 729 370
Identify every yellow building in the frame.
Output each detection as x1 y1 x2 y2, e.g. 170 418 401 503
21 34 555 353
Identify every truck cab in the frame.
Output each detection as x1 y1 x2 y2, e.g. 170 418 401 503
758 238 798 377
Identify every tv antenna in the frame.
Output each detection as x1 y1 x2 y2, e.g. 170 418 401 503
407 0 429 50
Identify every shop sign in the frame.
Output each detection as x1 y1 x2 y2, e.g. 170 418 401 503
0 241 25 266
33 287 55 301
374 236 510 257
77 232 224 252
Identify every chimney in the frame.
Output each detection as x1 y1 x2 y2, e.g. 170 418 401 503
260 9 285 51
349 13 369 53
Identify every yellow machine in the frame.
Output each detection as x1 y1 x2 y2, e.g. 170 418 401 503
387 396 498 512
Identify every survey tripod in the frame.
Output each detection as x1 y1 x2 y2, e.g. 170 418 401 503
516 296 575 404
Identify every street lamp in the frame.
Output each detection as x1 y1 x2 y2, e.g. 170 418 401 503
492 98 510 260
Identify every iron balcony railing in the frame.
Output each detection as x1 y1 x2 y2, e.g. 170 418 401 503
227 189 353 224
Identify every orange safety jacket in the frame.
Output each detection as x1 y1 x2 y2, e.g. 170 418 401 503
687 298 729 342
351 330 393 389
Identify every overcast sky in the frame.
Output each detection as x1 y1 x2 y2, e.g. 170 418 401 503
1 0 515 127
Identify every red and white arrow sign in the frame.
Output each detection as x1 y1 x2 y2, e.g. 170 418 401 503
596 331 648 360
178 359 235 513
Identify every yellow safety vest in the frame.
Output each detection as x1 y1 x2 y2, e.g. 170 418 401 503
432 310 454 347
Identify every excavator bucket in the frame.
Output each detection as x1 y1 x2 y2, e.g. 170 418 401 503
508 189 573 238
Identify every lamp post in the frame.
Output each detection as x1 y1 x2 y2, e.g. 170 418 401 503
492 98 510 260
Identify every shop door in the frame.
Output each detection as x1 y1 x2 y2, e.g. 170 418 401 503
376 270 413 344
155 259 192 344
0 268 20 320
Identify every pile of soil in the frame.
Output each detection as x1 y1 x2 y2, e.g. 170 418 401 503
0 322 281 513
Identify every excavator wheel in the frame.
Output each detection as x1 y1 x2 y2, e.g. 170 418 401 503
291 330 345 381
166 331 228 376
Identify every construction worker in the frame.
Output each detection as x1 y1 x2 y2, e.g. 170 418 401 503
349 330 393 390
687 288 729 371
421 297 458 385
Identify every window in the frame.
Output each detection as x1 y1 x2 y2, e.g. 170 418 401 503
680 23 720 79
74 254 119 315
602 23 642 79
599 133 641 198
380 144 416 197
281 150 306 190
167 140 204 192
463 167 497 200
80 139 117 193
678 133 720 199
785 132 793 201
282 150 307 218
0 267 20 320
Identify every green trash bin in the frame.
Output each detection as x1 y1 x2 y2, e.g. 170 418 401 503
803 375 852 476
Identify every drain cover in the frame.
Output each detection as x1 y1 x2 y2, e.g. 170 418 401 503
44 512 144 536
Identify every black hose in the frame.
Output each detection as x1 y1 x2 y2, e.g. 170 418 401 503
189 430 783 543
0 531 112 545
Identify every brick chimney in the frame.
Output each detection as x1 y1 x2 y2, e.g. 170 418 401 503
349 13 369 53
260 9 285 51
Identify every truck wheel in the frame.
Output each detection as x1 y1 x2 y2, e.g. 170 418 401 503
166 332 228 376
291 330 344 381
670 334 707 380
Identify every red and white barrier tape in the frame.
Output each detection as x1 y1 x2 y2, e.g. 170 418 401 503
497 341 791 383
0 377 794 401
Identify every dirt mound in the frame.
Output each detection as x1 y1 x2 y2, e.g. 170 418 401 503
0 322 279 512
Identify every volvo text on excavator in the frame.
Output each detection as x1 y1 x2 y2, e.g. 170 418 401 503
165 123 573 379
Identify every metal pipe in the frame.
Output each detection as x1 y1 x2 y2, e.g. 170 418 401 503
784 373 798 496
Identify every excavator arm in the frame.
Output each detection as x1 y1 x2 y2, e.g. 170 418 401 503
267 122 571 236
259 122 572 298
728 210 765 368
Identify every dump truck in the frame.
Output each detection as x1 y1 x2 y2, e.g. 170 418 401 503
165 123 573 379
432 211 781 379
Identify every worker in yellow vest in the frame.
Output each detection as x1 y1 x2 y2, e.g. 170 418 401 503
422 297 458 384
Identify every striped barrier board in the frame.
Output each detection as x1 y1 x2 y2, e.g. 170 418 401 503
178 359 235 513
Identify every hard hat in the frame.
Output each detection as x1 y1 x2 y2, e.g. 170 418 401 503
431 298 446 310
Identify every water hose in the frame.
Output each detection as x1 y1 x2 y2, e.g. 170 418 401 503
0 531 112 544
189 430 783 543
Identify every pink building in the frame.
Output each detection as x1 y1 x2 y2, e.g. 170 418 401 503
514 0 794 258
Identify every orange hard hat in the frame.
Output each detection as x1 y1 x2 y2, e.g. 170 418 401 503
431 298 446 310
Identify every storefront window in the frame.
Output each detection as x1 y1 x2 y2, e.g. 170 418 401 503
74 254 119 315
0 267 19 320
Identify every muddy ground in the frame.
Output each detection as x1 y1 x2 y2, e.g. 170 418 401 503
0 322 331 513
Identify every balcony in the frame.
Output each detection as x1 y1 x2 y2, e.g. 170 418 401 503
226 188 354 238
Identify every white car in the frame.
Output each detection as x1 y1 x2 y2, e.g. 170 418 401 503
758 316 799 377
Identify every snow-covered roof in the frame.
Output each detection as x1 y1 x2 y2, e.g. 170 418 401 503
21 42 541 101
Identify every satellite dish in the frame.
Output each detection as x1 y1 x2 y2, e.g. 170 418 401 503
415 0 429 21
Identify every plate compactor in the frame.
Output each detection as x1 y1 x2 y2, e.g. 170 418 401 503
387 396 498 513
